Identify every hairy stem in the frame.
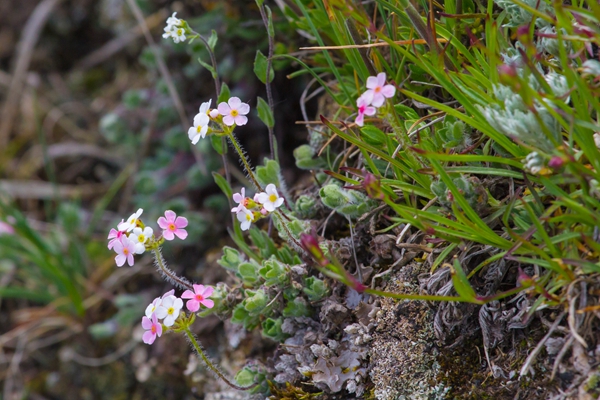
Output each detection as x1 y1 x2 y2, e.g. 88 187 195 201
226 132 263 191
184 328 257 391
153 248 193 291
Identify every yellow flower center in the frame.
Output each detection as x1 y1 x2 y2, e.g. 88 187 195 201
151 325 156 333
269 194 278 203
123 248 129 255
167 307 174 315
374 86 381 93
168 223 176 231
177 28 184 36
196 125 202 133
230 109 239 117
138 234 145 243
246 213 252 222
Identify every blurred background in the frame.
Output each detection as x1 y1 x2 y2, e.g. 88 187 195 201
0 0 312 398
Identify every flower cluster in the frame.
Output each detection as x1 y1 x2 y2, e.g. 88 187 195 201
188 97 250 144
355 72 396 127
142 286 214 345
107 209 188 267
162 12 187 43
231 184 284 231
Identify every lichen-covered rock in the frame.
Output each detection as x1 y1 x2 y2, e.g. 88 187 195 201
369 262 449 400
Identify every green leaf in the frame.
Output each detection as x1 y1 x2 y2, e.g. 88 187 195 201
212 171 233 199
210 135 225 154
207 30 218 50
217 82 230 104
450 260 482 303
360 125 387 146
255 0 265 7
256 96 274 128
255 158 280 187
266 5 275 37
254 50 274 84
197 57 217 79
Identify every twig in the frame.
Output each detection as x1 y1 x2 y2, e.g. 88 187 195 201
519 312 565 377
0 0 64 147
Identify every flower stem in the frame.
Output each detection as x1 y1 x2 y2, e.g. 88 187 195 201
184 328 257 391
226 132 263 191
153 248 193 291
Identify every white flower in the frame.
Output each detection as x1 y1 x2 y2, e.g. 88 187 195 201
129 226 153 254
156 295 183 327
163 25 186 44
145 297 161 319
217 97 250 126
188 112 210 144
256 184 284 212
118 208 143 232
165 12 182 30
236 207 254 231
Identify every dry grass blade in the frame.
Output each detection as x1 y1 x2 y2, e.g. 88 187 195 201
0 180 107 200
0 0 64 148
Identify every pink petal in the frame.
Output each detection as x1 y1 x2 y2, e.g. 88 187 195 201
377 72 386 86
217 102 231 115
200 299 214 309
366 75 378 89
155 323 162 337
181 289 195 299
174 216 188 228
193 284 204 293
115 254 126 267
371 93 385 108
162 289 174 298
201 286 214 297
381 85 395 98
365 106 377 116
355 113 365 127
234 115 248 126
186 299 200 312
127 253 135 266
108 229 117 240
223 115 235 126
142 331 156 344
238 103 250 115
232 193 243 203
157 216 169 229
142 316 152 329
164 210 176 222
163 230 174 241
360 90 374 105
174 229 188 240
228 97 241 108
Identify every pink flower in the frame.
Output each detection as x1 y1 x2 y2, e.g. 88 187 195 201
0 221 14 235
355 93 376 127
114 236 136 267
231 187 246 213
107 228 124 250
181 284 214 312
364 72 396 107
157 210 188 241
217 97 250 126
141 313 162 345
